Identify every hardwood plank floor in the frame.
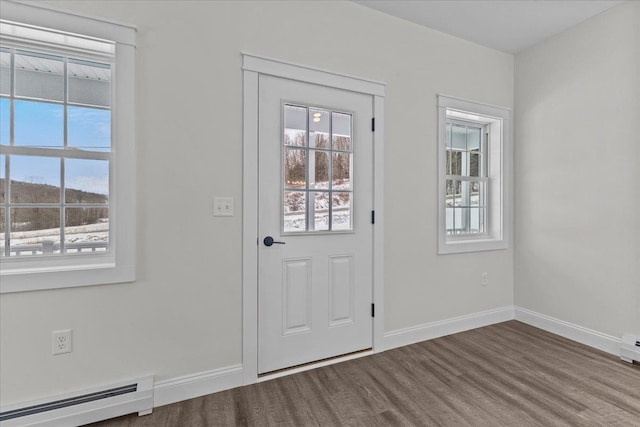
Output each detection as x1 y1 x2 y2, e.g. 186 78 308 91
88 321 640 426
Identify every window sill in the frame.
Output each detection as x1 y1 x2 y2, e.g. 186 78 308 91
0 257 134 293
438 238 508 255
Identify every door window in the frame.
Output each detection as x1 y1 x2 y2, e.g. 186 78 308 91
283 104 353 233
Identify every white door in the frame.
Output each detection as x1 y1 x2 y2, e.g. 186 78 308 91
258 74 374 374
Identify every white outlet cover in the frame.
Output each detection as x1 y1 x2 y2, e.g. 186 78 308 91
481 272 489 286
52 329 72 355
214 197 234 217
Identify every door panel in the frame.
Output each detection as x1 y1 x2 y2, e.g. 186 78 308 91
258 75 373 374
282 258 312 335
329 255 354 326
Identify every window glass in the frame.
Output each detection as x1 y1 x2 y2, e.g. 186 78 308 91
64 207 108 253
0 154 5 203
9 207 61 256
332 192 351 231
10 155 60 203
284 105 306 147
15 50 64 101
284 148 307 190
310 150 329 190
284 191 306 232
14 100 63 147
68 106 111 151
68 59 110 107
0 98 9 145
64 158 109 203
0 48 10 96
310 191 329 231
0 208 5 253
282 104 353 232
332 112 351 150
445 120 486 235
309 109 329 148
332 152 351 190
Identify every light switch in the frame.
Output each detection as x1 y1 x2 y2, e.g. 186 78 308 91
214 197 234 217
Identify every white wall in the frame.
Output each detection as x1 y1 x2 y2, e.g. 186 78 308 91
515 1 640 338
0 0 514 405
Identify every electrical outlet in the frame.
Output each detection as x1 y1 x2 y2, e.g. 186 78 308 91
213 197 234 217
52 329 72 355
481 272 489 286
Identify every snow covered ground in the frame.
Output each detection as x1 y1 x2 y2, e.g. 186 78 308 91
2 222 108 255
284 190 351 232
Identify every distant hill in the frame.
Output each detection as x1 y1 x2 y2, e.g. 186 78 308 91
0 179 108 231
0 179 108 204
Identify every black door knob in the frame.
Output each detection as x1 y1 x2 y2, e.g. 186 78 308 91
263 236 286 246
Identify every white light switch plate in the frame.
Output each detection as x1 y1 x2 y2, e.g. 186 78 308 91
214 197 234 217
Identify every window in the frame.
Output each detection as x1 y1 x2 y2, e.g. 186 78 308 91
1 48 111 256
445 121 486 235
283 104 353 233
0 2 136 292
438 95 511 254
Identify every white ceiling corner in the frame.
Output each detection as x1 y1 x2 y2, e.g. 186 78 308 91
353 0 624 54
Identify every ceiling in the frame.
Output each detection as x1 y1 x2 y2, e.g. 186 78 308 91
354 1 624 53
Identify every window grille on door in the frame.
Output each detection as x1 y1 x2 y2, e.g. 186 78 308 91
283 104 353 233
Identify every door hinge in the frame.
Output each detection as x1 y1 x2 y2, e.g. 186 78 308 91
371 117 375 132
371 210 375 224
371 303 375 318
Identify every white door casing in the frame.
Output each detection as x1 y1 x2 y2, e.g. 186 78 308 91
258 75 373 374
242 54 385 384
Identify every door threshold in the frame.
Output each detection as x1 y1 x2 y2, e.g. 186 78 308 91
257 348 373 382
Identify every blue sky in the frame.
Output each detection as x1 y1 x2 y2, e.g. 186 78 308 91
0 98 110 196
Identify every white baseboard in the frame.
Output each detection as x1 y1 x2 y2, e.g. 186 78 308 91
514 306 621 356
153 365 243 408
382 306 515 351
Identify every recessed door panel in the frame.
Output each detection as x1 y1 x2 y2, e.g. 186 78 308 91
329 255 354 327
282 258 312 335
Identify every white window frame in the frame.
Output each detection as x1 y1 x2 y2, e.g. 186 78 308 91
437 94 511 254
0 1 136 293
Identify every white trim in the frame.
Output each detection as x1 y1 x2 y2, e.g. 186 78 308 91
241 68 259 385
383 306 515 351
1 1 136 46
514 307 621 356
257 350 374 383
437 93 511 120
372 95 385 352
0 376 153 427
242 54 385 386
242 53 385 97
153 365 243 408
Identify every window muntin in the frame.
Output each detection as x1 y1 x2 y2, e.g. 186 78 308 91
0 46 111 257
445 120 488 235
283 104 353 233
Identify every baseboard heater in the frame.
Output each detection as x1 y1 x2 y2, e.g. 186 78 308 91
0 376 153 427
620 333 640 364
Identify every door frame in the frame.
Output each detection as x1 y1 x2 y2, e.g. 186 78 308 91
242 53 385 385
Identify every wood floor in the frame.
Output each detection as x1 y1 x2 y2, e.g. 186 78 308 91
89 321 640 426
